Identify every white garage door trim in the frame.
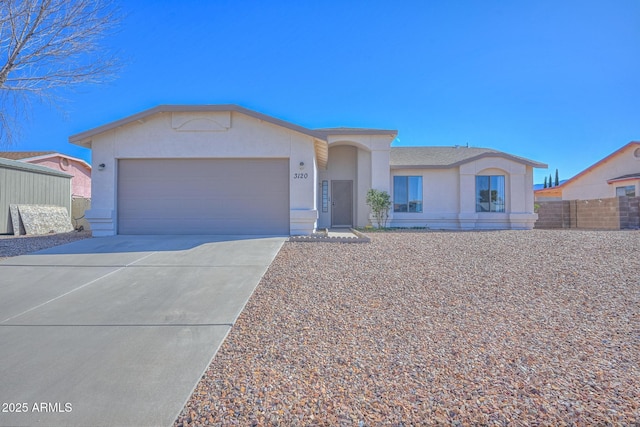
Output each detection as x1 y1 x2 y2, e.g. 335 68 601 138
117 158 289 235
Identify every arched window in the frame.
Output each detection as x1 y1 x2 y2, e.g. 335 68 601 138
476 175 505 212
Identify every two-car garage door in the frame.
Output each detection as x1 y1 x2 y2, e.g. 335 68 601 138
117 159 289 235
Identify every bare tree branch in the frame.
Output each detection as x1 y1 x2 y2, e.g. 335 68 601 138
0 0 121 145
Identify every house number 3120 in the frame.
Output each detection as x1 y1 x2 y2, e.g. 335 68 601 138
294 173 308 179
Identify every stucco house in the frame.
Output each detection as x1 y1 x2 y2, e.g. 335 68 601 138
0 151 91 198
389 147 545 230
534 141 640 201
533 185 562 201
69 105 546 236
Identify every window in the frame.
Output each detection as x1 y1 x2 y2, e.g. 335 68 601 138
476 175 505 212
321 180 329 212
616 185 636 197
394 176 423 212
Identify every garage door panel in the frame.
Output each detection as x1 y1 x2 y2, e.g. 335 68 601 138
120 217 289 233
118 159 289 235
119 193 288 214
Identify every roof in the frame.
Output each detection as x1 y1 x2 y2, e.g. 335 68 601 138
0 151 56 160
69 105 398 147
315 127 397 137
553 141 640 190
534 186 563 196
0 151 91 169
533 180 568 191
0 157 73 178
607 172 640 183
390 146 547 169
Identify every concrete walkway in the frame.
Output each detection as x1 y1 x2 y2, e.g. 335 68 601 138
326 228 359 238
0 235 285 427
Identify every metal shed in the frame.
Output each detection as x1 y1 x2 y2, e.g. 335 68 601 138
0 157 72 234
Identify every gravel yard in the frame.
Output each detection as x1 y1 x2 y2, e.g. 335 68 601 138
0 231 91 260
176 230 639 426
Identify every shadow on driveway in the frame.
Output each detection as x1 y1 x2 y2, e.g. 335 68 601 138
0 235 285 427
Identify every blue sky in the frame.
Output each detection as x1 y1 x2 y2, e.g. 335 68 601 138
11 0 640 184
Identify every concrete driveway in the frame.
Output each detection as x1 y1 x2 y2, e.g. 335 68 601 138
0 235 285 427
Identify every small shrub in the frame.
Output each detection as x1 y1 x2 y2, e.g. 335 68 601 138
366 189 391 228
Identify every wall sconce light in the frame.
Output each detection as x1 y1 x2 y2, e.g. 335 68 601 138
98 163 105 171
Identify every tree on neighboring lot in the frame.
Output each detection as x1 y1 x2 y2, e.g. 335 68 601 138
0 0 121 145
555 168 559 186
549 174 553 187
366 189 391 228
543 176 548 188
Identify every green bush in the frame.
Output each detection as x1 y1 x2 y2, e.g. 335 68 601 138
366 189 391 228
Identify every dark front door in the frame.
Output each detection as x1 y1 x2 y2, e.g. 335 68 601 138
331 180 353 227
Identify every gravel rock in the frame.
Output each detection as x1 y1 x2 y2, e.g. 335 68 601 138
0 231 91 260
180 229 637 425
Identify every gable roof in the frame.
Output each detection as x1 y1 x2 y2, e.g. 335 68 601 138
390 146 547 169
548 141 640 190
607 172 640 184
315 127 398 137
0 157 72 178
68 105 397 147
0 151 56 160
534 186 563 197
0 151 91 170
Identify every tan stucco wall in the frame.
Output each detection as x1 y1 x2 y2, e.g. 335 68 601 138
562 144 640 200
318 145 356 228
326 134 392 193
356 148 372 226
87 111 318 236
317 136 393 229
390 157 537 230
390 168 459 226
317 145 374 229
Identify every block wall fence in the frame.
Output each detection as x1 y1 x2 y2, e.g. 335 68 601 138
535 196 640 230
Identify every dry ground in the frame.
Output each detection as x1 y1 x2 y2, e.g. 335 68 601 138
176 229 639 426
0 231 91 261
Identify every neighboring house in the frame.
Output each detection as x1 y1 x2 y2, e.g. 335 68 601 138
0 157 72 234
534 186 563 201
534 141 640 201
0 151 91 198
69 105 546 236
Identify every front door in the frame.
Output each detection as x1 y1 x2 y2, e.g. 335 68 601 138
331 180 353 227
